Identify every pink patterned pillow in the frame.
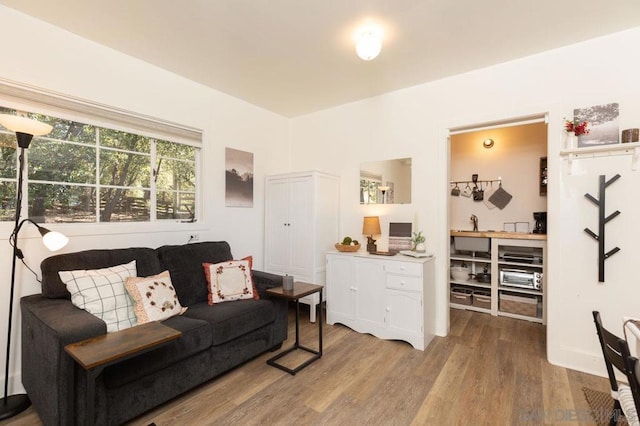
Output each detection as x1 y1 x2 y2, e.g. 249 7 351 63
203 258 257 305
124 271 187 323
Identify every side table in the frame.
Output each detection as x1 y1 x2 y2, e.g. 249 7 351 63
64 321 182 425
266 282 323 375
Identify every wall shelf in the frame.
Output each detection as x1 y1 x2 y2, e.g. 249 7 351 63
560 142 640 172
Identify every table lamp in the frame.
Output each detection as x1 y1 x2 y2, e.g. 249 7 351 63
362 216 381 253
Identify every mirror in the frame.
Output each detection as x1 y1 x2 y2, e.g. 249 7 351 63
360 158 412 204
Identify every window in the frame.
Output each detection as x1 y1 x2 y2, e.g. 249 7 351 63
0 129 17 221
0 105 199 223
360 171 382 204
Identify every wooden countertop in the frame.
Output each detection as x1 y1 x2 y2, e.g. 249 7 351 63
451 230 547 240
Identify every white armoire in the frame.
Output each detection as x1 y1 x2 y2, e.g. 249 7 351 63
264 171 339 322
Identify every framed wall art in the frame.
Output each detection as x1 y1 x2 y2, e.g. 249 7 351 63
225 147 254 207
574 102 619 147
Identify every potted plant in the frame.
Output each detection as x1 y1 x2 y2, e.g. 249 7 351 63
411 231 426 253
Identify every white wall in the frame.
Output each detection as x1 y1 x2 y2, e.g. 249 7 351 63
291 27 640 376
0 6 289 393
450 123 547 232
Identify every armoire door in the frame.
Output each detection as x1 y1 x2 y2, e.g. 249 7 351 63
287 176 314 277
265 178 290 273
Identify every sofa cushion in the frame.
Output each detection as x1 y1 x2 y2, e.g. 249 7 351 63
185 299 275 346
156 241 233 306
102 315 212 389
41 248 162 299
125 271 187 324
59 261 138 332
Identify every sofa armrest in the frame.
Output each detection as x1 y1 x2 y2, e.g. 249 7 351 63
251 270 288 345
21 294 106 425
252 270 283 298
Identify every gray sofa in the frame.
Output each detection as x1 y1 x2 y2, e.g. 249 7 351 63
20 241 288 425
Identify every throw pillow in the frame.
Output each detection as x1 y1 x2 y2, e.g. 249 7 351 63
59 260 138 332
239 255 259 300
124 271 187 323
203 256 258 304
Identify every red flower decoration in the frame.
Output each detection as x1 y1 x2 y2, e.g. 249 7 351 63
564 118 590 136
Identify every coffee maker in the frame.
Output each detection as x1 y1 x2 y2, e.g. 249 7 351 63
533 211 547 234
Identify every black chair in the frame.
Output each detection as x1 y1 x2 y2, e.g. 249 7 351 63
592 311 638 426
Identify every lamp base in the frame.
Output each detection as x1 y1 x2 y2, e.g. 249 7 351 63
0 394 31 420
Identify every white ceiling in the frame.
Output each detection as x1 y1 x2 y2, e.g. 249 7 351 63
2 1 640 117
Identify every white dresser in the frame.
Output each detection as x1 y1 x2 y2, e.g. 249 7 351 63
326 251 436 350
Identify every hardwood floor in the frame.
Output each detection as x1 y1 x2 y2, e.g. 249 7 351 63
3 308 609 425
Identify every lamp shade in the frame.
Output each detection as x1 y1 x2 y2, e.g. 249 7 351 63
362 216 381 236
28 221 69 251
0 114 52 136
355 25 383 61
41 231 69 252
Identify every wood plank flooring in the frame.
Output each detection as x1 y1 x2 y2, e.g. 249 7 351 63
3 308 610 425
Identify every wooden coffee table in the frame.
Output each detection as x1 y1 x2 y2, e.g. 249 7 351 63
266 282 323 375
64 321 181 425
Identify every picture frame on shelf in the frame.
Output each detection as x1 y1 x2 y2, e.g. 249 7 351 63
574 103 619 148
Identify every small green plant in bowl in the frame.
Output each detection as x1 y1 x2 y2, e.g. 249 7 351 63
335 236 361 252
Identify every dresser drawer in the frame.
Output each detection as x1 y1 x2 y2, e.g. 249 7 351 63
386 274 423 292
384 261 422 277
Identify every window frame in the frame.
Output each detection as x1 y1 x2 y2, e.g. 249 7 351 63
0 79 204 237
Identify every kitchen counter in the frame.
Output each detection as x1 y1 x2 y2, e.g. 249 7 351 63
450 230 547 240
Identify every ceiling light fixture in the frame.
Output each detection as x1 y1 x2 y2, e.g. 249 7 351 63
483 138 494 149
355 25 383 61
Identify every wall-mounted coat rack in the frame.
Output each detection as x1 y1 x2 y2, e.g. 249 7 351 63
584 174 621 282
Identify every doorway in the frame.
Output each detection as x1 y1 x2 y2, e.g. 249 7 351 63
445 114 549 332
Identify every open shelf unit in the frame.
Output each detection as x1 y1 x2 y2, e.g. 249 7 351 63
450 235 547 324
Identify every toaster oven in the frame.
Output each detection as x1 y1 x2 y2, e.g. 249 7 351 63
499 269 542 290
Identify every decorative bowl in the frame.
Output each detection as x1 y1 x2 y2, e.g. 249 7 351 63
335 243 361 252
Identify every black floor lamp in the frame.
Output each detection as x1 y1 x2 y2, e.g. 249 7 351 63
0 114 68 419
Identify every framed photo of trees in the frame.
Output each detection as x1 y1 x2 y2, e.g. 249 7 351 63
225 147 253 207
574 103 620 148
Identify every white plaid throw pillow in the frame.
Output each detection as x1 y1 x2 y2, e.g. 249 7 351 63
59 260 138 332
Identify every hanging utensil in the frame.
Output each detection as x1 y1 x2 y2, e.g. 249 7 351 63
461 182 472 198
483 181 496 209
473 181 484 201
488 180 512 209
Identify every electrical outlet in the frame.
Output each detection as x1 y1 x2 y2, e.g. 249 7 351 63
189 233 199 242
